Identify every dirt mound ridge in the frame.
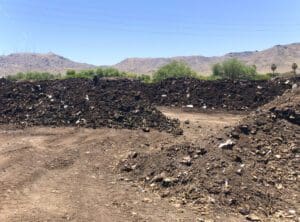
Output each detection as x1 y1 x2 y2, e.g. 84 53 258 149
120 88 300 220
145 77 300 111
0 78 180 133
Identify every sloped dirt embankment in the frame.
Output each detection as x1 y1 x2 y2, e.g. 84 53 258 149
120 87 300 221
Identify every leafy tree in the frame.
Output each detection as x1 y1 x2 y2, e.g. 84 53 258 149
292 63 298 75
137 74 151 83
66 69 76 77
212 59 256 80
95 68 104 77
152 61 197 82
271 64 277 75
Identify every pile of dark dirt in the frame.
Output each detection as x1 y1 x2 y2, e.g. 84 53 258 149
120 88 300 220
0 78 181 133
144 77 300 111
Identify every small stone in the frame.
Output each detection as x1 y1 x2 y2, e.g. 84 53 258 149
151 173 165 183
196 148 207 155
180 156 192 166
162 177 177 187
218 139 235 149
184 120 190 124
288 209 296 214
142 198 152 203
142 127 150 132
246 214 261 221
161 191 170 198
292 83 298 89
231 131 240 139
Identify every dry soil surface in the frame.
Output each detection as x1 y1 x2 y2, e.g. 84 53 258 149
0 108 244 222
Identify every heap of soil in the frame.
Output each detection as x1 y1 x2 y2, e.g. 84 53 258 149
145 77 300 111
0 78 181 133
120 88 300 220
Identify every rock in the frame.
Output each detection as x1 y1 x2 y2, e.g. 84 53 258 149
239 125 250 134
231 131 240 139
218 139 235 149
246 214 261 221
180 156 192 166
184 120 190 124
151 173 166 183
142 198 152 203
196 148 207 155
162 177 177 187
292 83 298 89
142 127 150 132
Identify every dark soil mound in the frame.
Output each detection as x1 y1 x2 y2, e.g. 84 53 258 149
0 78 181 133
144 77 300 111
120 88 300 220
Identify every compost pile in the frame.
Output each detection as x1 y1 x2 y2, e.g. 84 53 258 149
120 88 300 220
145 77 299 111
0 78 181 133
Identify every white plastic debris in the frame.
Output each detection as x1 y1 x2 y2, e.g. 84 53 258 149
186 104 194 108
161 94 167 97
85 95 89 101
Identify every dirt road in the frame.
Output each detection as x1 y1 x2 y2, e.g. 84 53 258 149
0 109 244 222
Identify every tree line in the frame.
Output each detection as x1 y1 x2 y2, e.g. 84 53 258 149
5 59 298 82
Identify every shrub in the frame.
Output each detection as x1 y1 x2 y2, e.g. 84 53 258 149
7 72 59 81
66 69 76 77
212 59 257 80
152 61 197 82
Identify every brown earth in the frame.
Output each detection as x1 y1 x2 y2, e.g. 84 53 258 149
0 110 245 222
0 78 299 221
120 89 300 222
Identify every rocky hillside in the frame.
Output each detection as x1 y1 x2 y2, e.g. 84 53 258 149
114 43 300 75
0 53 95 77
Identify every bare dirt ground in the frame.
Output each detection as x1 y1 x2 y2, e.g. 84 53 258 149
0 108 245 222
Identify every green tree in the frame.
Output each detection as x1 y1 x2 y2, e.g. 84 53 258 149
66 69 76 77
212 59 256 80
95 68 104 77
152 61 197 82
271 64 277 75
292 63 298 75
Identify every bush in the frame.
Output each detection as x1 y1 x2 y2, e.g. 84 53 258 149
7 72 60 81
212 59 257 80
152 61 197 82
137 74 151 83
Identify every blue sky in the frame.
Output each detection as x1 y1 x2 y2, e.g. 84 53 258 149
0 0 299 65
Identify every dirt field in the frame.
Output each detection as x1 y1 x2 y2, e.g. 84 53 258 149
0 109 245 222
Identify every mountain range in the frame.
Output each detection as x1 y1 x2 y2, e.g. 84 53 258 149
0 43 299 77
0 52 95 77
114 43 300 75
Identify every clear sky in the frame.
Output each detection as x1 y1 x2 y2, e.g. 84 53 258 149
0 0 299 65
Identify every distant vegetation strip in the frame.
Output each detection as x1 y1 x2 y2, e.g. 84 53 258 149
5 58 288 82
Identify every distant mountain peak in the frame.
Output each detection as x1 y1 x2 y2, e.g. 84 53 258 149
114 42 300 75
0 52 96 77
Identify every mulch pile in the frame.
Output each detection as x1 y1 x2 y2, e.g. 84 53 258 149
145 77 300 111
0 78 181 133
120 87 300 220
